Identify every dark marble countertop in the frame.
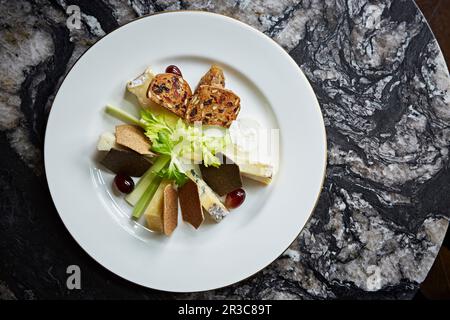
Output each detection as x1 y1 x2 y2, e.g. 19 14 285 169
1 0 449 300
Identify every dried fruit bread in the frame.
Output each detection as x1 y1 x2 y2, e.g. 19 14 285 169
186 85 241 127
195 65 225 91
147 73 192 118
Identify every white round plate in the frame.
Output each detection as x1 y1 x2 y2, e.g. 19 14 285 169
45 11 326 292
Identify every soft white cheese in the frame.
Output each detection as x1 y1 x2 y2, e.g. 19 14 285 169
225 118 275 184
127 67 156 107
96 132 117 151
228 118 262 154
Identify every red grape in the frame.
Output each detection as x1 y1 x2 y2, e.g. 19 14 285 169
165 65 182 77
114 174 134 194
225 188 246 209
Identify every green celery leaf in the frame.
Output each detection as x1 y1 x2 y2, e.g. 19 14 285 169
151 131 175 155
157 158 188 186
141 110 174 141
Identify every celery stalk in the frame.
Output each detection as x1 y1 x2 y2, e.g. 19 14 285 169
132 175 162 219
125 155 170 206
105 104 147 128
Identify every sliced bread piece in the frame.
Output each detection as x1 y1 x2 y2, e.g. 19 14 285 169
185 85 240 128
147 73 192 118
195 65 225 92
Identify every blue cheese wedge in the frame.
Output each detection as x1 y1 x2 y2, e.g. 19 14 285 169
184 169 229 222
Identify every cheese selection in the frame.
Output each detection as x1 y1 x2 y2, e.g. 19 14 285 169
96 64 276 236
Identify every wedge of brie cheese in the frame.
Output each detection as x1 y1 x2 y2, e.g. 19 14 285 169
237 162 273 185
226 119 276 184
127 67 156 107
224 151 274 185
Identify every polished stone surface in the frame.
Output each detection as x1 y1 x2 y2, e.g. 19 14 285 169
0 0 449 299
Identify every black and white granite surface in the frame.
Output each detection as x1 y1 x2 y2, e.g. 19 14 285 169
1 0 449 300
